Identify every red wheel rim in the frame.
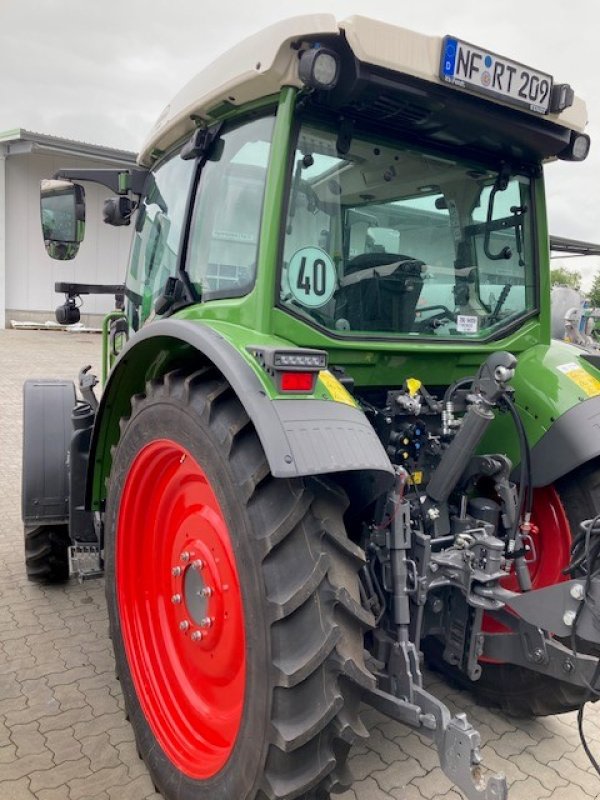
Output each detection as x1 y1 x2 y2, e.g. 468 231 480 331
482 484 572 640
116 440 246 779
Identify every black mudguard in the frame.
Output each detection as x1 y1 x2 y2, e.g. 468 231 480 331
530 393 600 486
22 380 75 525
86 319 395 511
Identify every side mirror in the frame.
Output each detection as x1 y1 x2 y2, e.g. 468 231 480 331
40 179 86 260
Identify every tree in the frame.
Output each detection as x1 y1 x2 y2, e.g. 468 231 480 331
550 266 582 290
588 271 600 308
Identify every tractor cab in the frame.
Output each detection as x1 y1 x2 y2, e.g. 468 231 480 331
43 16 589 356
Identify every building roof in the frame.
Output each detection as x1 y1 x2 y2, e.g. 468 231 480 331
0 129 136 166
139 14 588 166
550 235 600 257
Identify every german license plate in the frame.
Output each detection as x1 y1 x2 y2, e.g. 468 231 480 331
440 36 553 115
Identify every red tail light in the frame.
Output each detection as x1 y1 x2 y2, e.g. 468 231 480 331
280 372 315 392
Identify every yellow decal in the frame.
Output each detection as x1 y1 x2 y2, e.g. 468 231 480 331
410 471 424 486
319 370 358 407
557 362 600 397
406 378 422 398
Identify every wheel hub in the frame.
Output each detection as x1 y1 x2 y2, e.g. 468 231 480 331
170 545 220 643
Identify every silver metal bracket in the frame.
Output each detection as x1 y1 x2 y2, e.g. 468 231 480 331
363 640 507 800
68 544 103 582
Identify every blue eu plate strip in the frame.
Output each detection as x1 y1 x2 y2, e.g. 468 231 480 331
442 37 458 78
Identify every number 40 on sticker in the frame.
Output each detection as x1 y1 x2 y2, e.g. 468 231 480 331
287 246 337 309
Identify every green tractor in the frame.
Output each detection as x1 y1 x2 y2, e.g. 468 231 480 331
23 14 600 800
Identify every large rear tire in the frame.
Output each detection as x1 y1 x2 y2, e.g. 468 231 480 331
429 461 600 717
105 367 374 800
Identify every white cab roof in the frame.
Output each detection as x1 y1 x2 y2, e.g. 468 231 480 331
138 14 587 166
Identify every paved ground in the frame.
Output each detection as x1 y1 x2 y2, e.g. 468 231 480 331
1 329 600 800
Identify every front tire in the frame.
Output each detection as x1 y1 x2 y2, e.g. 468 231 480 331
24 525 70 583
105 367 374 800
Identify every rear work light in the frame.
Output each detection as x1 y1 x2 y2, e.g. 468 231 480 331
247 346 328 394
559 131 591 162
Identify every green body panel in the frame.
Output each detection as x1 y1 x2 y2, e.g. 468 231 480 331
481 340 600 465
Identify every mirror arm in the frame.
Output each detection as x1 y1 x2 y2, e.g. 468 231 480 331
54 282 125 296
52 168 148 196
55 282 125 309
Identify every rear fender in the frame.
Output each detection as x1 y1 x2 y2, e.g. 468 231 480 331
528 394 600 486
87 319 394 511
482 342 600 486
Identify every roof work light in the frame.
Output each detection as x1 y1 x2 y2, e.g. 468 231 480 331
559 131 591 162
299 47 340 90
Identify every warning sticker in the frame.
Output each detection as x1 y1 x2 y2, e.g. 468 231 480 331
319 370 357 407
456 315 478 334
557 362 600 397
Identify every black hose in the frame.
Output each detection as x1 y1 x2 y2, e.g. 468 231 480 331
442 376 474 406
501 394 533 525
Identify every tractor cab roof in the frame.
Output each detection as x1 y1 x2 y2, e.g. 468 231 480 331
138 14 588 167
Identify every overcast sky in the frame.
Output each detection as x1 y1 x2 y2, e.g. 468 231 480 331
1 0 598 286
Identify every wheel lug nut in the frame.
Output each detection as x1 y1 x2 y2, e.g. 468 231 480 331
179 620 190 632
191 559 204 570
200 587 213 598
171 594 182 605
180 551 190 562
201 617 213 628
171 566 182 577
191 631 203 642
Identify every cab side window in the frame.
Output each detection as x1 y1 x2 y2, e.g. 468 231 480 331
185 115 274 299
127 151 195 327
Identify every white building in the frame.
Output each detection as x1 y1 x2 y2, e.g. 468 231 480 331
0 129 137 328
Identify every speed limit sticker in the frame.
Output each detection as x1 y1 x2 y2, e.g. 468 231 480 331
287 247 337 308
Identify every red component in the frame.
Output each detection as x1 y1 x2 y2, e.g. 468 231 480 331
116 440 246 779
481 484 572 650
280 371 314 392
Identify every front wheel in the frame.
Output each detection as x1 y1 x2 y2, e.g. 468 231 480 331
24 524 70 583
105 368 374 800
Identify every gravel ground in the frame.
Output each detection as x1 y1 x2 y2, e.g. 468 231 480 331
1 328 600 800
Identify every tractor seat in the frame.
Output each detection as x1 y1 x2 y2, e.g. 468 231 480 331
337 253 425 332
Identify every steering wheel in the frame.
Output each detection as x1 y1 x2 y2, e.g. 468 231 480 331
285 297 334 328
413 304 457 332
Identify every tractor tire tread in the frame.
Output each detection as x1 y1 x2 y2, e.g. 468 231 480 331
24 525 70 583
108 368 373 800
